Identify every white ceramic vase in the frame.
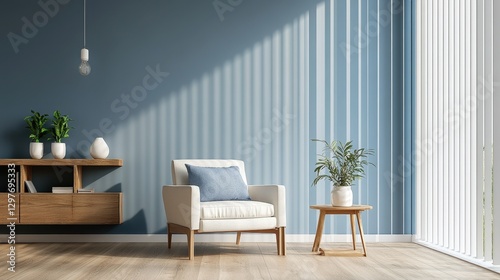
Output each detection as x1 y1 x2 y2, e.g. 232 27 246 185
29 142 44 159
51 142 66 159
90 137 109 159
331 186 353 206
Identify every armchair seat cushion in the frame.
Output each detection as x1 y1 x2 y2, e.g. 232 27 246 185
200 201 274 220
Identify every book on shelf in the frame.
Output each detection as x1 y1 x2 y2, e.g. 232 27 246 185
52 187 73 193
77 188 95 193
25 181 37 193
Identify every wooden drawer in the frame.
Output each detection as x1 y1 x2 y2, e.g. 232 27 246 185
20 193 122 224
73 194 122 224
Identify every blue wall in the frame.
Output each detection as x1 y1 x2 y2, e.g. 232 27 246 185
1 0 411 235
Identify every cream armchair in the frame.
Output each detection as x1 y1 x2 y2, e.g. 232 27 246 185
162 159 286 260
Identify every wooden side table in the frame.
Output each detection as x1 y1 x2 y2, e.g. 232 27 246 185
310 204 373 256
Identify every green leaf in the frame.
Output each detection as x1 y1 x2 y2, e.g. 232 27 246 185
48 110 73 142
24 110 49 142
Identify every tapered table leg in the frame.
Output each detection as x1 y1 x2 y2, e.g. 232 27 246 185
312 211 326 252
356 212 367 256
350 213 356 250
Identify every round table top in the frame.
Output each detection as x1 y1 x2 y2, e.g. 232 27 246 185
310 204 373 211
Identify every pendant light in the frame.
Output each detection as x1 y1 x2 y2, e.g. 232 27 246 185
79 0 91 76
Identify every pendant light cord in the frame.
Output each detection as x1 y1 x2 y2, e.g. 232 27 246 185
83 0 86 48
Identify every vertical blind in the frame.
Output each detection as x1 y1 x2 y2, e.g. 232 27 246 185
415 0 500 268
311 0 408 235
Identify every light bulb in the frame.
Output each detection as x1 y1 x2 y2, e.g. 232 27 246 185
79 61 91 76
79 48 91 76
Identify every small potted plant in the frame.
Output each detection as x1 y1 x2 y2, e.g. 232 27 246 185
312 139 374 206
24 110 49 159
49 110 73 159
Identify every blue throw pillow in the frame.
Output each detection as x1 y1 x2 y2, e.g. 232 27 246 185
185 164 251 202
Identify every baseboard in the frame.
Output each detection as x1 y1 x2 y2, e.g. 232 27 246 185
286 234 412 243
3 234 412 243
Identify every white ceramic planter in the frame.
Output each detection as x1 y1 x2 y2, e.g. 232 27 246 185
90 137 109 159
51 142 66 159
29 142 44 159
331 186 353 206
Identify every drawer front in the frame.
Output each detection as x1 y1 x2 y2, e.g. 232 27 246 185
73 193 122 224
20 194 73 224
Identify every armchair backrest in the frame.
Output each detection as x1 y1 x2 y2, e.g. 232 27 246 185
171 159 248 185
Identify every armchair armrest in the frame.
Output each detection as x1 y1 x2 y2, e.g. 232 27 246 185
162 185 201 230
248 185 286 227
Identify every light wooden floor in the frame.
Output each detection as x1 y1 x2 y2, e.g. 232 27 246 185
0 242 498 279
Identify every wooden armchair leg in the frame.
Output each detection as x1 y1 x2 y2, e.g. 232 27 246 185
281 227 286 256
236 232 242 245
276 227 285 256
275 229 281 255
167 224 172 249
168 223 196 260
274 227 286 256
187 230 195 260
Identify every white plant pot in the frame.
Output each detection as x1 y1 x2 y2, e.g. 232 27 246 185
331 186 353 206
51 142 66 159
29 142 44 159
90 137 109 159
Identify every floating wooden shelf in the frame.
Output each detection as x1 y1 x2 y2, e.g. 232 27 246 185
0 158 123 166
0 159 123 225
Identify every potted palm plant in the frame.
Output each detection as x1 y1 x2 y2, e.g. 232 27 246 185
312 139 374 206
49 110 73 159
24 110 49 159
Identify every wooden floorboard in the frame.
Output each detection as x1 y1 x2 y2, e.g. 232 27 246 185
0 242 498 280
